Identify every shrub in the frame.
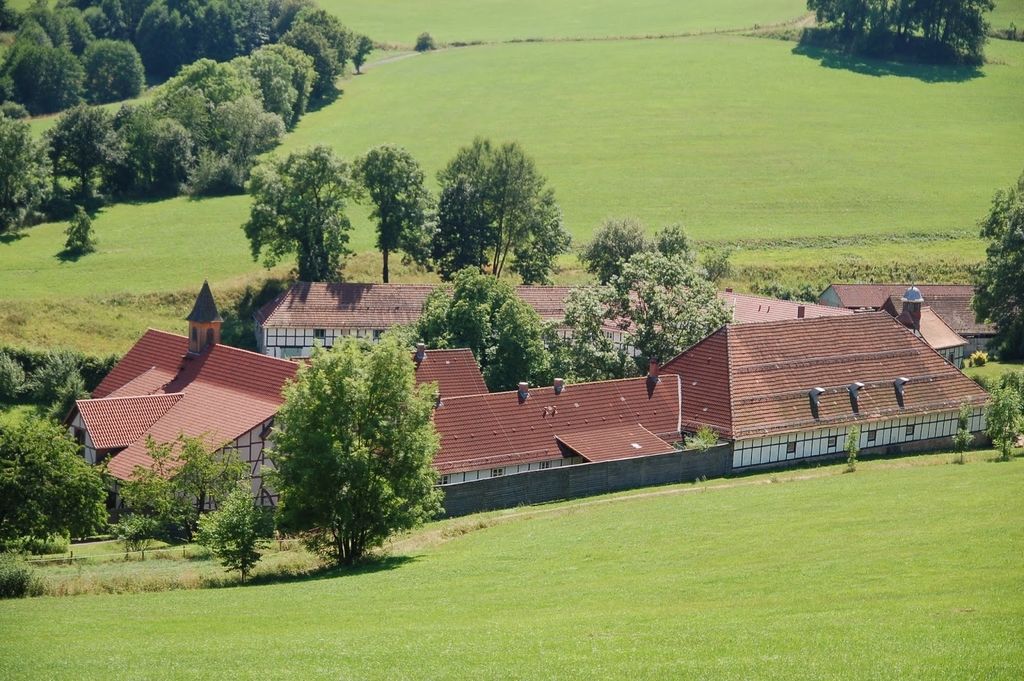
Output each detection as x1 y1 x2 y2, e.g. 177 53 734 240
415 32 436 52
0 351 26 403
952 403 974 465
196 487 274 582
25 349 84 404
15 533 70 556
0 554 41 599
968 351 988 367
114 514 160 554
0 102 29 119
689 425 719 452
63 205 96 255
845 426 860 473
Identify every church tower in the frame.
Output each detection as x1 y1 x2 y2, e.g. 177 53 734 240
186 281 223 354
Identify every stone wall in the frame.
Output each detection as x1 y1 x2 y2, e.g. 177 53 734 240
441 444 733 517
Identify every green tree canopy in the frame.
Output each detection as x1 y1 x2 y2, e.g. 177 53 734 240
46 103 122 198
605 251 731 368
82 39 145 104
550 286 635 383
64 205 96 255
986 385 1022 461
0 416 107 549
355 144 433 282
105 103 194 196
351 33 373 73
270 337 442 565
2 40 85 114
281 8 351 101
196 485 273 581
119 435 247 540
435 138 571 283
974 170 1024 360
0 114 52 233
579 217 652 285
416 268 553 391
244 145 356 281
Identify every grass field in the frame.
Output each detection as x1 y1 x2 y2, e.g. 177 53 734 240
329 0 808 45
1 453 1021 679
990 0 1024 30
1 26 1022 352
964 360 1024 382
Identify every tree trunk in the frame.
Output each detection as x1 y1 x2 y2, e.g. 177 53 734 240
382 248 390 283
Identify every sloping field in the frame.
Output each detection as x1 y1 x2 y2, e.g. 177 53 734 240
1 457 1021 680
329 0 807 45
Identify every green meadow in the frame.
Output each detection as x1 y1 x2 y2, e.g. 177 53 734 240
2 17 1023 352
1 454 1021 680
329 0 807 45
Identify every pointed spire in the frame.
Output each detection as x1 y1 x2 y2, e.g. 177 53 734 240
186 281 223 323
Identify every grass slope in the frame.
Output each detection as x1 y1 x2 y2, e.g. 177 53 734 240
991 0 1024 30
1 457 1021 679
330 0 807 45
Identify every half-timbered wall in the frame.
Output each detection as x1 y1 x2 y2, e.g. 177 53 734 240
222 417 277 506
439 456 586 486
258 326 386 358
68 413 98 464
732 407 986 469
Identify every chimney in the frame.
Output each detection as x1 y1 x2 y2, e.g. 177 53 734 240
725 287 733 293
647 358 660 385
517 382 529 404
415 342 426 364
848 382 865 413
553 378 565 395
797 305 805 319
894 377 909 408
808 387 825 419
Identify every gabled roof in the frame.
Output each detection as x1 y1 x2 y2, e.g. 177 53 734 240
254 282 614 332
662 313 988 440
79 329 297 480
720 290 853 324
893 306 967 351
432 375 681 474
414 348 487 397
821 283 977 311
882 293 994 337
555 424 677 463
77 394 183 451
185 281 223 323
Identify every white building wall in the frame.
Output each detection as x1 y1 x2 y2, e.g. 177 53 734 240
68 413 98 465
259 326 386 358
732 407 986 469
439 456 585 486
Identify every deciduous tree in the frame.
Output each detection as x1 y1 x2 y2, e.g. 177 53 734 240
82 39 145 103
244 145 356 281
0 417 107 549
605 252 731 368
64 206 96 255
355 145 433 282
0 115 51 233
579 218 651 285
270 337 442 565
986 385 1022 462
46 104 122 198
974 170 1024 359
196 486 273 581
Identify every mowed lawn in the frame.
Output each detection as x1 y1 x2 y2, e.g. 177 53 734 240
329 0 808 45
0 458 1021 680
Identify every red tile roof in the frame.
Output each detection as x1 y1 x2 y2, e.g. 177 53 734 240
255 282 609 330
414 348 487 397
823 284 976 311
720 291 852 324
77 394 183 451
893 306 967 351
662 313 988 440
555 424 677 462
432 375 681 474
79 329 298 481
882 293 993 337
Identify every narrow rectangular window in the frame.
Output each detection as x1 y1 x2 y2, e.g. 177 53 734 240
827 436 837 449
786 441 797 454
905 424 915 436
440 475 449 485
314 329 326 340
539 461 551 470
490 468 504 478
867 430 877 443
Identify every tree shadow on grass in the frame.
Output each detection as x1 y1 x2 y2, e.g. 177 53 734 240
0 232 27 245
213 554 419 589
55 247 89 263
792 43 984 83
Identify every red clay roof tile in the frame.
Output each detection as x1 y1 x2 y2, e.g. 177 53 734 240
662 313 988 439
555 424 677 462
414 348 487 397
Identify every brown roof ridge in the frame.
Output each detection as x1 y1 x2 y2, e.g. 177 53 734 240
731 372 961 406
79 391 186 403
437 373 666 402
